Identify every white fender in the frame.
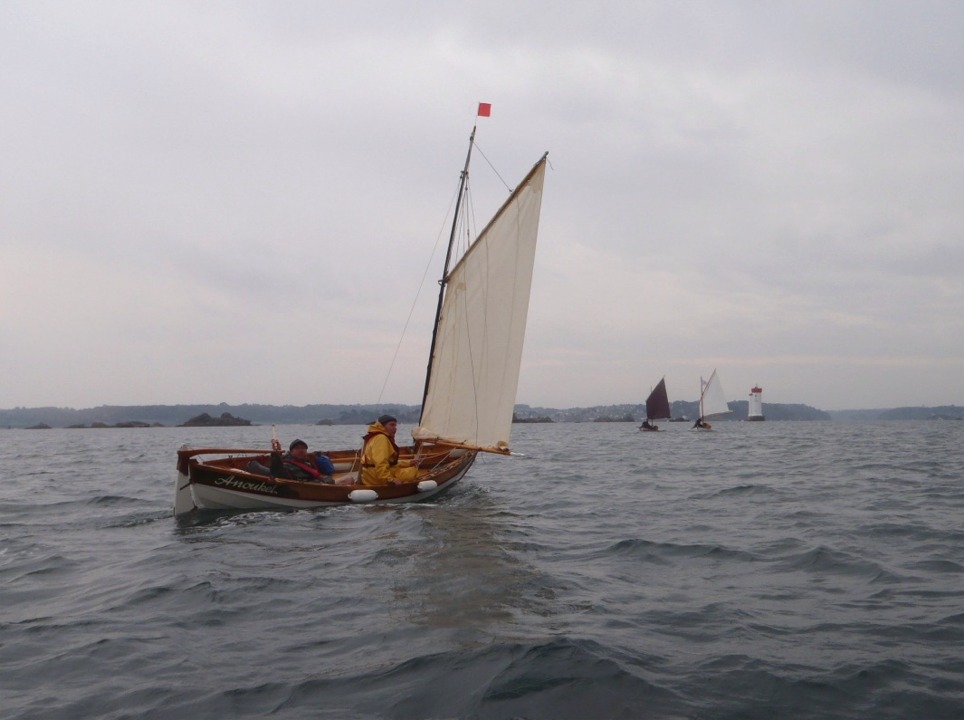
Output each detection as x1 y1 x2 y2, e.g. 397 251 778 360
349 489 378 503
417 480 438 493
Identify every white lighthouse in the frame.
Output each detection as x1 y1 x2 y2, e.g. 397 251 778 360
748 386 765 421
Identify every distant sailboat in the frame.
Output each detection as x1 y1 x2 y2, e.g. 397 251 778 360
639 377 670 431
692 369 730 430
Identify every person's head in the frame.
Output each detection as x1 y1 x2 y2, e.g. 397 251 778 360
377 414 398 436
289 439 308 459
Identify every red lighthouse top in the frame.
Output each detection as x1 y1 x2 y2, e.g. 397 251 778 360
750 386 763 394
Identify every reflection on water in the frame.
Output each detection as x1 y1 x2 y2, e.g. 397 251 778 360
384 485 563 647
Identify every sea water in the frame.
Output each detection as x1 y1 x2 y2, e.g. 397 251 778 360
1 421 961 719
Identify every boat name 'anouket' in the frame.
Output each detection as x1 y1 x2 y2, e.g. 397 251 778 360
214 476 279 495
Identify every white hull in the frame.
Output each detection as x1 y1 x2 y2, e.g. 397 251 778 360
173 462 472 514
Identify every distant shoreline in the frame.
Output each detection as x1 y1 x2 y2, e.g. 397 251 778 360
1 403 960 429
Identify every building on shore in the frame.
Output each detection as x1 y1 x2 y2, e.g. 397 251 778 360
748 386 765 421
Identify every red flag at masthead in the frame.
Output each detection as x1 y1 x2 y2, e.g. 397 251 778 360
477 102 492 117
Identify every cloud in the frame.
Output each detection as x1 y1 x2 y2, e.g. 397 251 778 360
2 1 963 410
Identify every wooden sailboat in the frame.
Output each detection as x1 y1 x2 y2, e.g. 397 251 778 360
692 369 730 430
639 377 670 431
173 114 548 515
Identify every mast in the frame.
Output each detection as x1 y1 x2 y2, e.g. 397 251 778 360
419 125 476 424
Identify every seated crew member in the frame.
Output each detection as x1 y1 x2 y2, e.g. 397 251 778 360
283 439 334 483
692 417 711 430
640 419 657 431
360 415 419 486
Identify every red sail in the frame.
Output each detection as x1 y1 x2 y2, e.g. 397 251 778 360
645 378 671 420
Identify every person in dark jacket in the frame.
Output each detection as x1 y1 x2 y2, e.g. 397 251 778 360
282 439 335 483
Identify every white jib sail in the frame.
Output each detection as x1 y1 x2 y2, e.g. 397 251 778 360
700 369 731 419
414 156 547 453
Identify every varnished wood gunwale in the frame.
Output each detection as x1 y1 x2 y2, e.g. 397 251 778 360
179 444 475 506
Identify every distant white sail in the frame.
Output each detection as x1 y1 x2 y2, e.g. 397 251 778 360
414 156 547 453
699 369 730 419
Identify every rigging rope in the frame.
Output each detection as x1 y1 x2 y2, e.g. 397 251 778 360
374 181 466 406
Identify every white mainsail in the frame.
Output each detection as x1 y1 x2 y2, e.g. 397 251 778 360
413 155 547 453
699 369 731 419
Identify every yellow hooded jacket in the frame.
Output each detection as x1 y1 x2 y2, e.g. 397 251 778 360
360 421 418 486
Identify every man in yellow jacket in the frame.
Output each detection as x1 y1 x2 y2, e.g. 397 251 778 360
360 415 419 486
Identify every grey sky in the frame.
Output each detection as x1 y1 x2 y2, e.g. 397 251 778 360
2 1 962 411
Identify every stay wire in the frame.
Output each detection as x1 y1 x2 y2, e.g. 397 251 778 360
374 181 469 406
373 143 507 409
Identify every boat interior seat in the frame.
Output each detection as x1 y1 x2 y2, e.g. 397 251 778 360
246 460 272 476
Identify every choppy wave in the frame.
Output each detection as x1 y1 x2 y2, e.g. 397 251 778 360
1 421 962 719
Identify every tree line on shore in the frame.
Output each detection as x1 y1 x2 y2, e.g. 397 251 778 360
3 401 958 429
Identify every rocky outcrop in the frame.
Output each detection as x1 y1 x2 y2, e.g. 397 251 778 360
180 412 252 427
